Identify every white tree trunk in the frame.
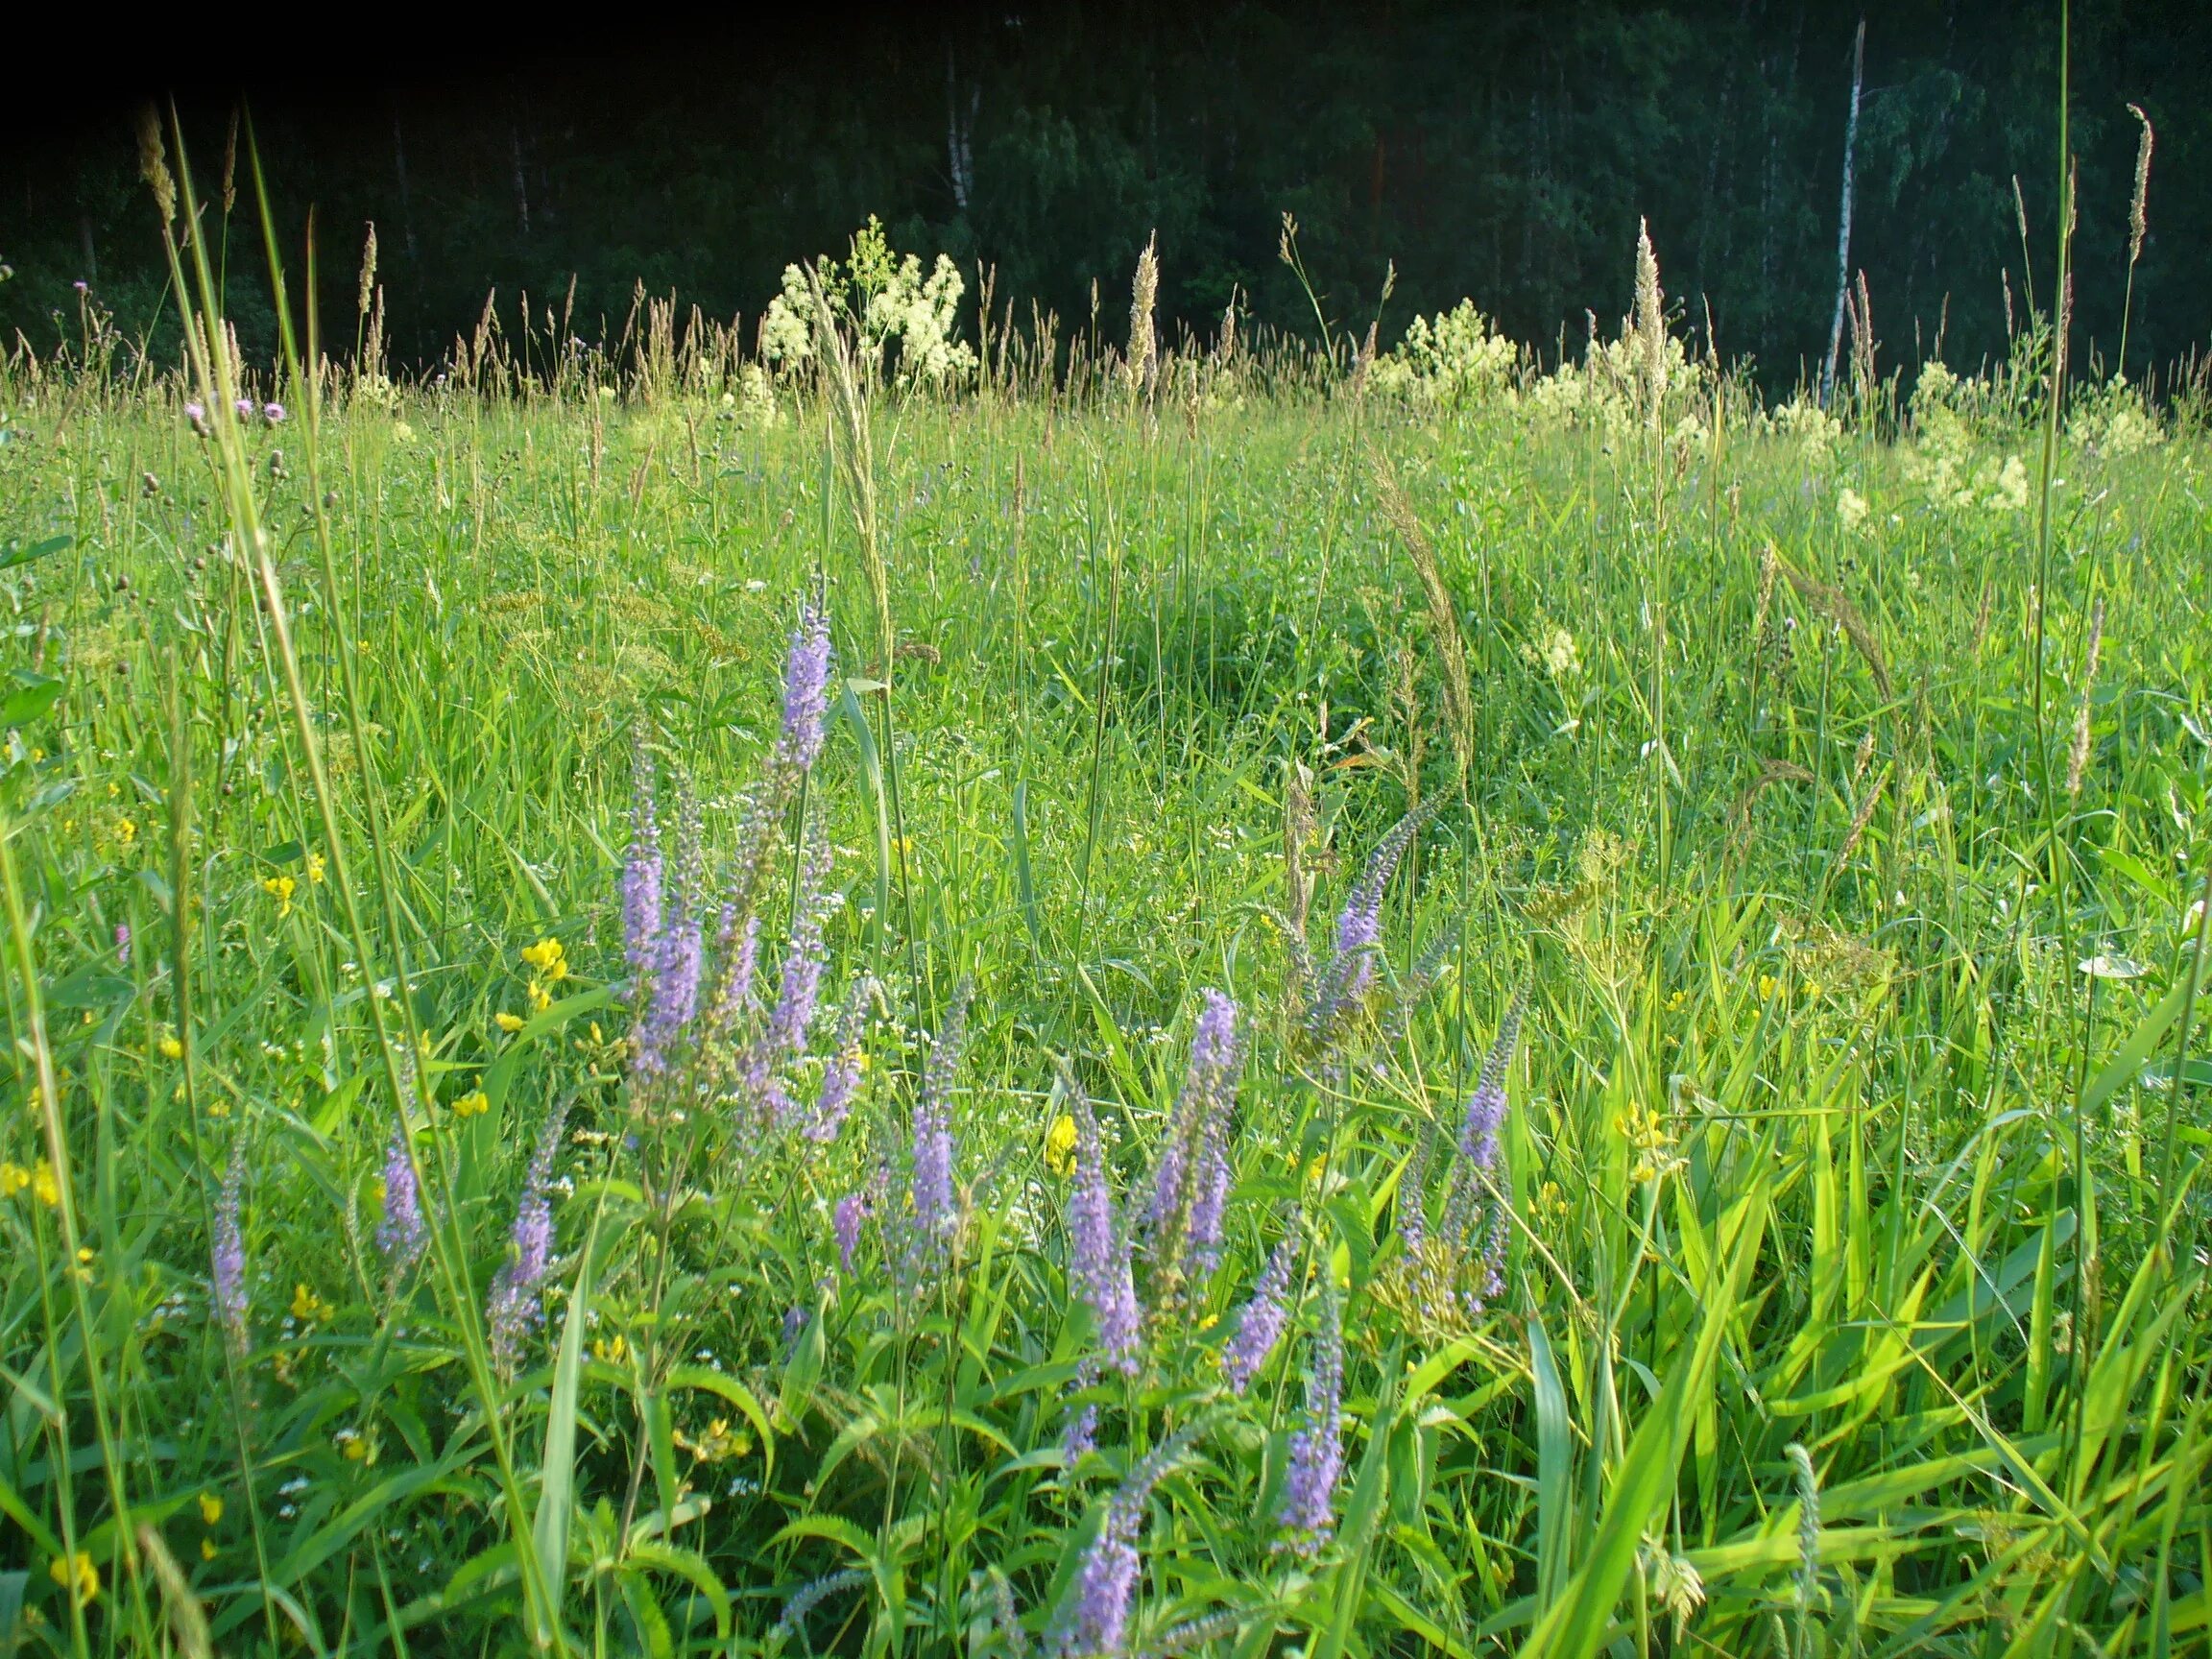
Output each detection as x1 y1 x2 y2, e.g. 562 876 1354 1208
1822 17 1867 406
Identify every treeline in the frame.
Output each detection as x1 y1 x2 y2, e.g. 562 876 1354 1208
3 0 2205 390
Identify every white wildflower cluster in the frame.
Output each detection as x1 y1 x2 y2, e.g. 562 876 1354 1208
2069 377 2166 459
759 217 976 393
721 364 781 430
1524 327 1711 446
1767 393 1842 462
1525 619 1582 682
1902 363 2031 516
1368 300 1519 410
1837 487 1869 532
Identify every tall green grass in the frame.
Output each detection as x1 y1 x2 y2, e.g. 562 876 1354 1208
0 159 2208 1658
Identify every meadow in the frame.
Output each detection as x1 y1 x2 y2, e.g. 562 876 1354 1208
0 199 2209 1659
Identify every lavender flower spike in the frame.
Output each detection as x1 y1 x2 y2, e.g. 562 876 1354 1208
907 979 973 1268
1066 1074 1142 1375
377 1122 427 1271
806 980 874 1143
1220 1236 1298 1395
1144 990 1241 1295
1275 1277 1344 1556
488 1105 568 1369
1312 804 1436 1035
211 1136 249 1352
1457 990 1527 1172
620 741 663 984
1054 1422 1202 1657
776 604 834 774
833 1191 868 1273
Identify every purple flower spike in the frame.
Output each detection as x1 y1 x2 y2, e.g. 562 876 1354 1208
807 981 873 1143
1067 1079 1142 1375
211 1137 249 1352
114 923 131 965
377 1122 427 1271
1053 1423 1199 1657
776 604 833 774
1143 990 1241 1293
1275 1278 1344 1556
488 1105 567 1369
1308 805 1436 1047
833 1191 868 1273
906 980 973 1271
620 743 663 986
1221 1236 1298 1395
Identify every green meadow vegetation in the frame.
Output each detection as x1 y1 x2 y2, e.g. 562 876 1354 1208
0 138 2209 1659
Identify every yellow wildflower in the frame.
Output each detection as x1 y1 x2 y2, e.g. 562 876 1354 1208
199 1493 225 1526
289 1283 331 1323
592 1333 628 1364
0 1162 28 1198
1666 989 1687 1013
1044 1113 1078 1177
158 1035 184 1060
50 1551 98 1605
495 1012 526 1034
32 1160 59 1207
305 852 327 884
452 1089 490 1119
526 979 553 1015
263 875 297 918
114 818 137 844
521 938 568 980
337 1430 367 1461
202 1538 218 1561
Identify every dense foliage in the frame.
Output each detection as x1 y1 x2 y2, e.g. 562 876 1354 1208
6 0 2211 390
0 184 2209 1656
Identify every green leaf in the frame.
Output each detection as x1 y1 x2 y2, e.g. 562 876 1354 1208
533 1206 602 1642
1522 1181 1769 1659
0 673 61 729
0 534 68 571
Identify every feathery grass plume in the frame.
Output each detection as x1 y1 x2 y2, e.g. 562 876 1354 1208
776 1568 871 1639
356 224 378 321
985 1566 1031 1659
1054 1420 1204 1656
1779 557 1893 697
211 1134 248 1353
1834 762 1889 869
1274 1272 1344 1556
135 106 176 228
1125 232 1159 405
2128 106 2154 267
1282 758 1317 939
1787 1441 1822 1641
1143 990 1241 1299
2066 596 2104 799
1369 448 1475 785
488 1104 567 1371
1634 218 1668 429
137 1523 213 1659
1220 1234 1297 1395
907 978 974 1273
1063 1065 1142 1374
